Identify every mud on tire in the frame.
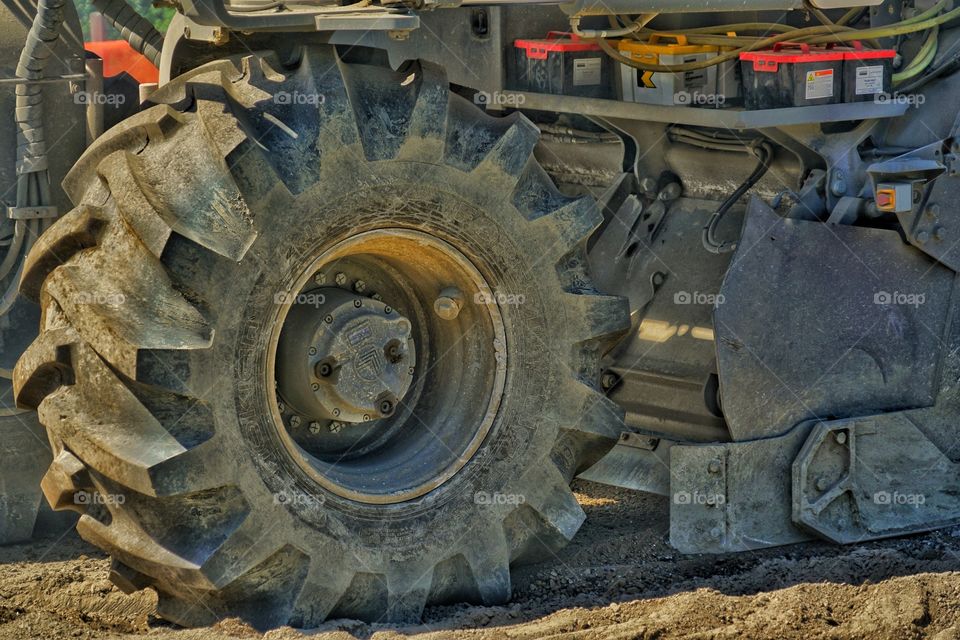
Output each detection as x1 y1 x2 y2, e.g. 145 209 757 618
13 47 629 628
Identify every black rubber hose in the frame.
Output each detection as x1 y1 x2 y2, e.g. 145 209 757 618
91 0 163 67
701 142 773 254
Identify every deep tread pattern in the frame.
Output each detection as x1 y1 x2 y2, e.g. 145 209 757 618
15 47 628 629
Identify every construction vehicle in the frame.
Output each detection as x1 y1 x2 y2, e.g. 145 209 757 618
2 0 960 628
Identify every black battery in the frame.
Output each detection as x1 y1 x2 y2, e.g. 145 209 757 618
512 32 614 99
739 43 844 110
841 43 896 102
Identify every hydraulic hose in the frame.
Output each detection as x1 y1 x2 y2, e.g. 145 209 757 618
591 0 958 73
91 0 163 67
894 28 938 83
14 0 66 197
702 142 773 255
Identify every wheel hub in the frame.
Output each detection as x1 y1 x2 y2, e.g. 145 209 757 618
276 287 416 424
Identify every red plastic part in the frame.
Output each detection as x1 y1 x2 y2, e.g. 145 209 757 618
84 40 159 84
741 43 847 72
514 32 601 60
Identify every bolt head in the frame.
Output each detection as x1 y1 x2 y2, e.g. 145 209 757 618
834 430 848 445
916 230 931 245
289 415 302 428
334 272 347 286
308 421 321 434
708 459 722 474
434 296 461 320
354 280 366 293
314 272 327 285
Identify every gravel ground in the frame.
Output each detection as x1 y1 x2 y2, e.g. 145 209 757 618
3 480 960 639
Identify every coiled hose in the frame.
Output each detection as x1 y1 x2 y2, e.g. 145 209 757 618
90 0 163 67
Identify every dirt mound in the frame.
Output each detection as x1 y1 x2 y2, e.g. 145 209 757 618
3 481 960 639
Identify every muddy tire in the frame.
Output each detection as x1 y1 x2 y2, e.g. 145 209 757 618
13 47 629 628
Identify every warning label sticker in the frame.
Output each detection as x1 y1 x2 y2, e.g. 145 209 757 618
573 58 601 86
805 68 834 100
855 65 885 95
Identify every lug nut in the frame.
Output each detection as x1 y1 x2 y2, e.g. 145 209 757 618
316 361 334 378
335 272 347 286
434 287 464 321
379 398 395 416
385 340 404 364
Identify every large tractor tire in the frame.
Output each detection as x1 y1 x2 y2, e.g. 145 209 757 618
13 46 629 628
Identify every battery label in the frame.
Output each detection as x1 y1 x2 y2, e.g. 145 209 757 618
855 65 885 95
573 58 601 86
805 68 834 100
683 56 707 90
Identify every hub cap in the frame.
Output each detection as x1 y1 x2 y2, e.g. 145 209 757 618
276 288 415 423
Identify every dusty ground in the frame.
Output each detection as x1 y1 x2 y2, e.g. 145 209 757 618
4 481 960 640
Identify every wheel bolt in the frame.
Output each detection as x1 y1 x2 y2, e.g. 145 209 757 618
385 341 403 364
316 361 334 378
335 272 347 286
434 287 464 321
379 398 395 416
